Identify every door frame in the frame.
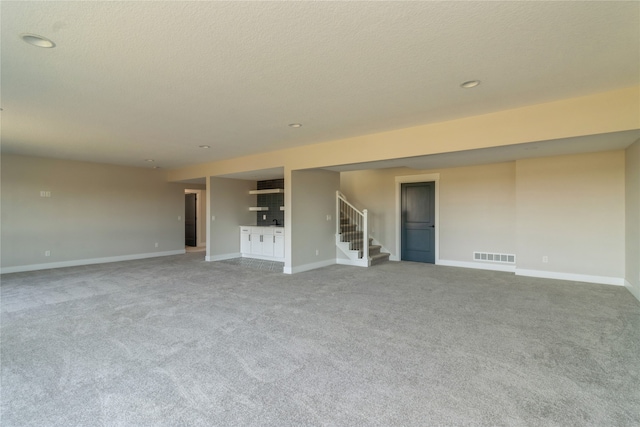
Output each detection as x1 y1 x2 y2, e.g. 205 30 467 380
185 189 205 247
395 173 440 263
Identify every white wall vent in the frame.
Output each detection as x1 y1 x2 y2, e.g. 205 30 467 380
473 252 516 264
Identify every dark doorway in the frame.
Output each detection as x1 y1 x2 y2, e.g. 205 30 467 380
185 193 197 247
401 182 435 263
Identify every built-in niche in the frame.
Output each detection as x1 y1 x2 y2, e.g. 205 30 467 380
256 178 285 226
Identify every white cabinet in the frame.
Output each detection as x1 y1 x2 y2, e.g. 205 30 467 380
250 227 274 256
274 228 284 258
262 228 275 257
263 236 275 257
240 226 284 260
249 232 262 255
240 227 251 254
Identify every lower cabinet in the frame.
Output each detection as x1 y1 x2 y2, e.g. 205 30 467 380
262 234 275 257
274 235 284 258
250 231 263 254
240 226 284 260
240 227 251 254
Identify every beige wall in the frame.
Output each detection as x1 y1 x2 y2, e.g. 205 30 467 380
515 151 625 279
341 151 626 282
626 140 640 301
289 169 340 273
340 162 517 262
439 163 516 261
207 177 255 260
1 155 189 272
169 87 639 182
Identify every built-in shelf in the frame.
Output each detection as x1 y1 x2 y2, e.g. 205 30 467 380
249 188 284 195
249 207 269 211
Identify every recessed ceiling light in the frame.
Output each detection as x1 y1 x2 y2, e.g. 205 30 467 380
145 159 154 162
152 166 161 169
460 80 480 88
288 123 302 128
199 145 210 149
21 33 56 48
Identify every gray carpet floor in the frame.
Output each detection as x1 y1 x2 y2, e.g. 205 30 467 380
1 253 639 426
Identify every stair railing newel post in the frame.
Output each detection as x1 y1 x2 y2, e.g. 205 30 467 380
363 209 369 264
336 191 342 236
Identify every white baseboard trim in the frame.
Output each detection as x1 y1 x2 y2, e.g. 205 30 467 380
206 252 240 262
0 250 186 274
284 259 335 275
624 279 640 301
336 258 369 268
515 269 624 286
437 259 516 273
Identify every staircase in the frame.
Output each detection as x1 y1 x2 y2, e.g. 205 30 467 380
336 191 390 267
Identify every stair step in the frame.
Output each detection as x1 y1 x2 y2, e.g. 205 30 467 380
370 252 390 265
357 244 383 258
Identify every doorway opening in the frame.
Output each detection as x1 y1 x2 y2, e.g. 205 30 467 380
185 189 206 252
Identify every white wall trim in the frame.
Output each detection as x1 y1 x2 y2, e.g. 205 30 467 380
395 173 440 263
438 259 516 273
624 279 640 302
206 252 241 262
284 259 335 274
515 268 625 286
0 250 186 274
336 258 369 268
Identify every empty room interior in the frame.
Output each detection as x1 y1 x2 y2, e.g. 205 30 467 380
1 2 639 426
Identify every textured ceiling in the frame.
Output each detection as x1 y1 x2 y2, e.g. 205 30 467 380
1 1 639 170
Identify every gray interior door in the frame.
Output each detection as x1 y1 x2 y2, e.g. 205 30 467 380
401 182 435 263
185 193 197 247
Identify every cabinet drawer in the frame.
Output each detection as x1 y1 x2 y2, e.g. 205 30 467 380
240 227 251 234
274 229 284 236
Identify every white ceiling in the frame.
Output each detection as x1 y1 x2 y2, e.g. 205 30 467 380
1 1 639 171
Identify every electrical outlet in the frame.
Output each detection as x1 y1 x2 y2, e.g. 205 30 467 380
315 249 319 256
326 214 331 221
44 250 51 257
542 256 549 263
178 216 181 221
155 242 159 248
211 215 215 221
263 214 267 220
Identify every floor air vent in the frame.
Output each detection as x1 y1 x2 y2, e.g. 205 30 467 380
473 252 515 264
